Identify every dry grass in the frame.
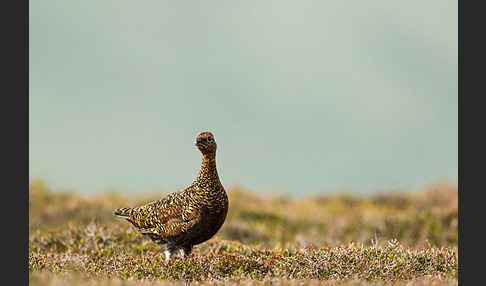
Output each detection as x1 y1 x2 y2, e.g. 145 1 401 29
29 179 458 285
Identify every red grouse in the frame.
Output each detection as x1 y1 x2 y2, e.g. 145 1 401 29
114 132 228 261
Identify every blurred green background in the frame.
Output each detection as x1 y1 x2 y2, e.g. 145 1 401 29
29 1 457 195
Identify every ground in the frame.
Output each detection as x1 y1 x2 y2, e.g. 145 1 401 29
29 180 458 285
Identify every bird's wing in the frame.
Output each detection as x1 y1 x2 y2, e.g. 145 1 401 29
139 215 200 240
129 188 202 238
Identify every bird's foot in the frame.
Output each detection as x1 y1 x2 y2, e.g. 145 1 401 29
164 246 192 262
179 248 189 258
164 250 172 263
179 246 193 259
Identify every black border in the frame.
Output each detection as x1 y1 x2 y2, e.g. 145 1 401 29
4 0 28 284
458 0 476 284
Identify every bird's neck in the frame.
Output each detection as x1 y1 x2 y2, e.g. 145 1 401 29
196 153 219 186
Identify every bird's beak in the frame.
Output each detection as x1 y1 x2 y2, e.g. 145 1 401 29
195 137 206 147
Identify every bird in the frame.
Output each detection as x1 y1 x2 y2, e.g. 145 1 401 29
114 131 228 261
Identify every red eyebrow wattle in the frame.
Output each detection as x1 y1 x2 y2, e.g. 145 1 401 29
198 132 213 138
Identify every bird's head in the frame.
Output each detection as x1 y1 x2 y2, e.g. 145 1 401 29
195 131 217 155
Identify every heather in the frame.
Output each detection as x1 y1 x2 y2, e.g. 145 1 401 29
29 180 458 285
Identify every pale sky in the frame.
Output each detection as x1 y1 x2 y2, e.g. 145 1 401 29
29 1 457 195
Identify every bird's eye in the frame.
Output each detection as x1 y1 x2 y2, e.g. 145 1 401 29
207 137 213 141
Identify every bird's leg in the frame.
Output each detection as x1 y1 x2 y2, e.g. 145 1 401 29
179 245 193 258
164 244 177 262
164 250 172 262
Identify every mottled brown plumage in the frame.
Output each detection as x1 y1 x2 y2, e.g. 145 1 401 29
114 132 228 261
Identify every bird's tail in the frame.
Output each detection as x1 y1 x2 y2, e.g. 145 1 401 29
114 207 133 219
